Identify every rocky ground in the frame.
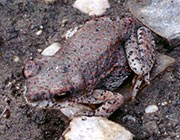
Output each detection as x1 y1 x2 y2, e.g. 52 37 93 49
0 0 179 140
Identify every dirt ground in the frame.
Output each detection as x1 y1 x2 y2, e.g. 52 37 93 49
0 0 179 140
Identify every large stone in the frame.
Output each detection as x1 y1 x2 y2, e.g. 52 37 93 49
128 0 180 46
61 116 133 140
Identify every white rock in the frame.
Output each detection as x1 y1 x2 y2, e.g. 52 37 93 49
36 30 43 36
128 0 180 46
161 101 168 106
61 18 68 27
44 0 56 4
13 56 20 62
39 25 43 30
123 115 136 122
145 105 159 113
37 49 43 53
41 43 61 56
62 116 133 140
73 0 110 16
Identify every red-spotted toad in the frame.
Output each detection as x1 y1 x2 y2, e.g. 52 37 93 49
23 17 155 117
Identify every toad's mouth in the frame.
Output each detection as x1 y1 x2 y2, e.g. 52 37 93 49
23 86 72 109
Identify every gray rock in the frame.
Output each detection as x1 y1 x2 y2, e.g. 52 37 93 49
128 0 180 46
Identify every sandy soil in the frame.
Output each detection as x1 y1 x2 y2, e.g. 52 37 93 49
0 0 179 140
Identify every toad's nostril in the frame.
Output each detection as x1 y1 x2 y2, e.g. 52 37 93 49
24 60 40 78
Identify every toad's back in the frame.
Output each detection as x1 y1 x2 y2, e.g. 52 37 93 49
61 17 134 91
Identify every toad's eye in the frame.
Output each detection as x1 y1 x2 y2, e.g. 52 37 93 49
53 91 71 102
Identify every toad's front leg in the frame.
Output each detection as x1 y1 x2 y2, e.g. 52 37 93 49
75 89 124 117
125 27 155 99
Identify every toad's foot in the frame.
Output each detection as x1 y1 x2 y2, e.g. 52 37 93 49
75 89 124 117
125 27 155 99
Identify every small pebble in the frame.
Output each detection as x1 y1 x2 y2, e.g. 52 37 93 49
39 25 43 29
13 56 20 62
37 49 43 53
73 0 110 16
41 43 61 56
145 105 158 113
161 101 168 106
168 100 172 104
0 107 10 119
44 0 56 4
36 30 43 36
122 115 136 122
61 18 68 27
15 84 20 90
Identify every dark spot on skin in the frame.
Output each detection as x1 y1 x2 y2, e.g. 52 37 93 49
135 57 140 61
139 49 143 52
145 44 149 49
87 100 91 104
112 100 116 104
82 69 86 73
128 51 133 56
102 107 106 110
90 75 94 80
138 42 143 46
138 36 143 40
139 77 143 81
107 101 113 104
50 76 54 80
138 31 143 36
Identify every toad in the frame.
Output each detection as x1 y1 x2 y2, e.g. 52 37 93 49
23 17 155 117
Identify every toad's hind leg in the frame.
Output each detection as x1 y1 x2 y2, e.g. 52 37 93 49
75 89 124 117
125 27 155 99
